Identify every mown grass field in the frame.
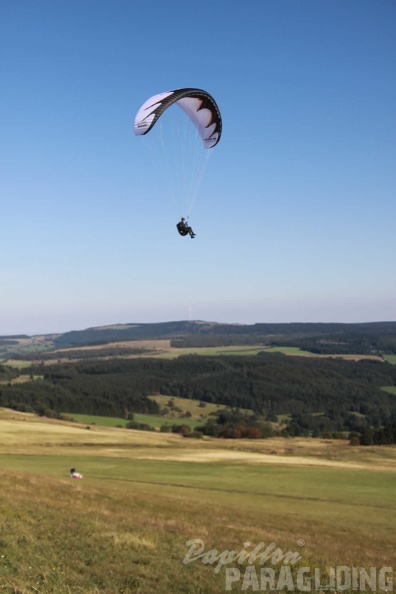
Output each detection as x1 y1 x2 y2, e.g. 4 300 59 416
0 408 395 593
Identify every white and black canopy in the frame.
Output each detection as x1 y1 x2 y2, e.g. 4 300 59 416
134 88 222 149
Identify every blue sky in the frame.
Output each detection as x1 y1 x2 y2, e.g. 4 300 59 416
1 0 395 335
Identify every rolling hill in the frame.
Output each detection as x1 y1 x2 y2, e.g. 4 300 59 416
1 320 396 359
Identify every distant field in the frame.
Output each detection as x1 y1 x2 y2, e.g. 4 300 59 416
0 373 43 385
0 359 36 369
265 346 315 355
150 394 234 417
382 386 396 395
149 344 270 358
0 410 395 593
0 344 272 366
67 395 250 432
384 354 396 364
65 413 129 428
1 341 389 366
66 395 233 431
67 412 201 430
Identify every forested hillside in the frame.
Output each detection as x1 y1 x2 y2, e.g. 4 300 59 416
1 353 396 436
2 321 396 359
53 321 396 353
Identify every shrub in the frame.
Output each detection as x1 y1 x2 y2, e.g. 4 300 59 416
183 431 203 439
349 436 360 446
126 421 154 431
171 424 190 435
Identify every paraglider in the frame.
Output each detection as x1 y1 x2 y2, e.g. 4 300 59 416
134 88 222 237
176 217 195 238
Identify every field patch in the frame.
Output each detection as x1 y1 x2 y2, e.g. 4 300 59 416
149 394 233 419
382 385 396 395
66 395 243 431
384 354 396 365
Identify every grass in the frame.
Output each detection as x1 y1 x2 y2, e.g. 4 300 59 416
65 395 243 431
264 346 315 356
64 412 131 428
149 345 269 359
381 386 396 395
0 374 43 385
150 394 228 417
0 359 35 369
0 409 395 593
67 412 201 430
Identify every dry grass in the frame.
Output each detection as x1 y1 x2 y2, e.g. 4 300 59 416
149 394 228 418
0 411 395 592
1 409 396 471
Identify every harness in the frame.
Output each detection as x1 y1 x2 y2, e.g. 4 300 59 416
176 223 189 236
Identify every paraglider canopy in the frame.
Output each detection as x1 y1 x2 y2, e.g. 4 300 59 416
134 88 222 148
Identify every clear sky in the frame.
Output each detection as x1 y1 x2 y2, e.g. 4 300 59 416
1 0 395 335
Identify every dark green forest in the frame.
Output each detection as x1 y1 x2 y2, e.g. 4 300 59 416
1 353 396 440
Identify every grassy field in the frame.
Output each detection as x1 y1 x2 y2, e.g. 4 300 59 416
3 340 390 368
381 386 396 395
150 394 230 417
66 396 231 431
152 345 272 358
0 408 395 593
67 412 201 430
0 359 36 369
0 373 43 385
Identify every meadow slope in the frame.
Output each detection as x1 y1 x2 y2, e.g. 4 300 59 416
0 409 395 593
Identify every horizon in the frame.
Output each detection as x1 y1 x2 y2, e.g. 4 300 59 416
1 318 396 339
